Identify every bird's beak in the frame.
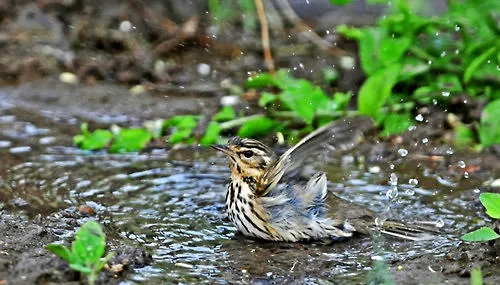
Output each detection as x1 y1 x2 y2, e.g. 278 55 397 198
211 144 231 155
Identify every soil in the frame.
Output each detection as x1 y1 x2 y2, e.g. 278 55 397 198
0 1 499 285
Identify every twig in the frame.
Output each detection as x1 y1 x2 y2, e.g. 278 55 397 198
220 114 265 130
254 0 276 74
274 0 347 56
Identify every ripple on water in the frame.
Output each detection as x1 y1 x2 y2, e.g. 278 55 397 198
2 146 472 284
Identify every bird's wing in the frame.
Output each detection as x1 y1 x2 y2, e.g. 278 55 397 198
257 116 374 196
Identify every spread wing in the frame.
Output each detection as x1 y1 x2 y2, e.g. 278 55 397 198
257 116 374 196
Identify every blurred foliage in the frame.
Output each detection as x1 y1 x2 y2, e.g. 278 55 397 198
461 193 500 242
74 0 500 152
338 0 499 140
209 0 257 31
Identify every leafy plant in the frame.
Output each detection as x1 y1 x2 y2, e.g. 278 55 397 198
461 193 500 242
478 100 500 148
74 123 112 151
46 221 113 285
337 0 500 136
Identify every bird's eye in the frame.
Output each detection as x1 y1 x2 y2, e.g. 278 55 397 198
242 150 254 158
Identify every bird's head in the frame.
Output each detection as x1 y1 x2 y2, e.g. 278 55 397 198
212 137 277 180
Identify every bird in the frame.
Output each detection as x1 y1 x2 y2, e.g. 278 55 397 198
212 116 441 242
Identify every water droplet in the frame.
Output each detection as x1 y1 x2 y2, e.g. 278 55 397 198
446 148 454 155
432 99 438 105
440 51 447 57
386 187 399 200
405 189 415 196
457 160 466 168
473 188 480 193
389 173 398 186
454 25 460 31
409 178 419 186
415 114 424 122
428 60 433 65
389 164 395 170
442 91 450 97
398 149 408 157
464 172 469 178
422 138 429 144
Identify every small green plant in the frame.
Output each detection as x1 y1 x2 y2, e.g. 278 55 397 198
74 123 152 153
46 221 114 285
461 193 500 242
470 267 483 285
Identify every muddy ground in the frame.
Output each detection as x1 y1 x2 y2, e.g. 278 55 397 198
0 1 499 285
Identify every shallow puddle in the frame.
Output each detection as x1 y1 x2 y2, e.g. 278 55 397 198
0 93 493 284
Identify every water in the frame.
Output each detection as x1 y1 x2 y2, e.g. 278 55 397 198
0 96 488 284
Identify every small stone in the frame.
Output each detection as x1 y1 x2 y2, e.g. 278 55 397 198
197 63 211 76
59 72 78 84
490 179 500 188
78 204 95 216
129 85 146 95
339 56 355 70
369 166 381 173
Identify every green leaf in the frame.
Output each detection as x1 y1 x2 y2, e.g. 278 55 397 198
337 25 363 40
455 125 475 149
213 106 236 122
357 28 381 75
464 47 497 83
279 80 330 124
70 263 92 274
471 267 483 285
163 115 199 144
379 37 412 68
109 128 152 153
358 64 402 118
46 244 73 263
72 221 106 265
461 227 500 242
380 112 412 136
258 92 277 107
479 193 500 219
479 100 500 147
245 73 276 88
237 117 278 138
73 123 112 151
329 0 352 6
200 121 221 146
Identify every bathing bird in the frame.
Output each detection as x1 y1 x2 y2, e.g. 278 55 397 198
213 117 440 242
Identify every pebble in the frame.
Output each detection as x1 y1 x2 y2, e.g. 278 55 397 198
59 72 78 84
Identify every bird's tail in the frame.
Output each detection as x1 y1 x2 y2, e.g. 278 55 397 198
376 219 443 241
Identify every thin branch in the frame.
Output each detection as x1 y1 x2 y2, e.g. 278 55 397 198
275 0 347 56
255 0 276 74
220 114 265 130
